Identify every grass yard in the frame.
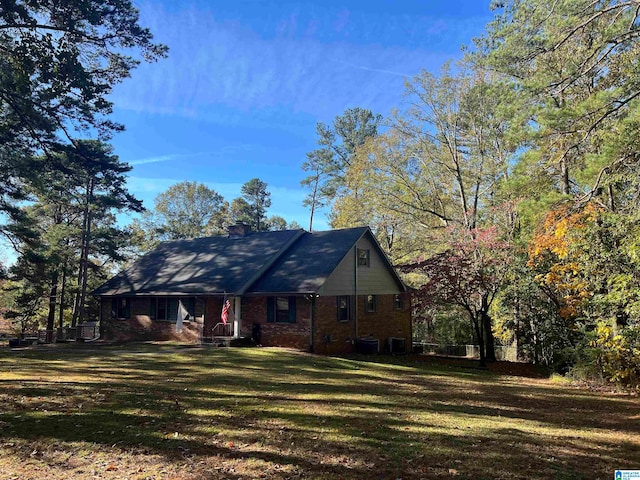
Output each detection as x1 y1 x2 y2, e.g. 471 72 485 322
0 344 638 480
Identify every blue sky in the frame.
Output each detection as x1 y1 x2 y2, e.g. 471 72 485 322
109 0 495 230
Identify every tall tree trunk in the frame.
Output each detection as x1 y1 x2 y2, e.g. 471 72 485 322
46 206 63 341
514 299 520 362
46 269 59 342
72 177 94 326
308 175 320 232
76 205 93 324
482 310 496 362
608 184 615 212
308 203 315 232
71 196 88 327
58 264 67 340
529 316 539 364
471 313 486 368
481 294 496 361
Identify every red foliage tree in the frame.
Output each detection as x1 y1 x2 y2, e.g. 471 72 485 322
401 226 512 365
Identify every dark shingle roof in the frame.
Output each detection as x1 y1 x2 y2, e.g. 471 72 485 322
248 227 369 294
94 226 402 296
93 229 302 296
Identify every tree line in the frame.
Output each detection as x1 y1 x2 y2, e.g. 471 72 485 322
129 178 302 254
301 0 640 387
2 164 296 336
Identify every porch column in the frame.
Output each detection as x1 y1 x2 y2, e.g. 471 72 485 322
233 296 241 338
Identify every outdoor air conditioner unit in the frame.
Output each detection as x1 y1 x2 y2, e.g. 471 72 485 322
388 337 406 354
357 337 379 354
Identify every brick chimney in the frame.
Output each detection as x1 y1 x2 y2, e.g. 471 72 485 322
227 221 252 238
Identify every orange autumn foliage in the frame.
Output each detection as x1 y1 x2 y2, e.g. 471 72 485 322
528 203 601 319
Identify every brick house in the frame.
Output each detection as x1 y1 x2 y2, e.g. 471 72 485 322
93 224 411 354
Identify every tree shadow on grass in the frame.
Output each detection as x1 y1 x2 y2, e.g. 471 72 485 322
1 346 639 479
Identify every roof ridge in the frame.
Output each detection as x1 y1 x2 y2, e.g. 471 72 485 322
235 229 307 295
360 227 407 293
312 225 368 233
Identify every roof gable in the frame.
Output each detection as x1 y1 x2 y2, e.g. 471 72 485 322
247 227 370 294
317 229 406 296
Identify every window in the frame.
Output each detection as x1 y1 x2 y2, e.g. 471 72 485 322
393 294 403 311
150 297 195 321
365 294 377 313
337 295 350 322
275 297 290 322
154 298 177 321
155 298 167 320
240 297 249 320
357 248 370 267
267 297 296 323
111 298 130 319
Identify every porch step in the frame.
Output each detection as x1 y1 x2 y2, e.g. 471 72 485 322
201 336 254 347
201 335 232 347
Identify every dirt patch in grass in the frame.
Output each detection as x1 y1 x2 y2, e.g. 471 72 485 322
0 344 638 479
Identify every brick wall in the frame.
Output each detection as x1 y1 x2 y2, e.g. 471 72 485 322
312 293 411 355
100 292 411 354
356 293 412 352
239 296 311 350
100 297 202 343
313 296 357 355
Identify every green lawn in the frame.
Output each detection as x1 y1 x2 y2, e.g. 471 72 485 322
0 344 638 479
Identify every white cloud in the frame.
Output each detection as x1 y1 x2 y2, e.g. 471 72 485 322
109 3 463 123
127 149 250 166
129 153 196 166
331 59 411 78
126 176 183 196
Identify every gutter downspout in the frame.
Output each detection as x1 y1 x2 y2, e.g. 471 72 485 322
198 296 205 345
307 294 316 353
98 297 103 340
354 245 358 344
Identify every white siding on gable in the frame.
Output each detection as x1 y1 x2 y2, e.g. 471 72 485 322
319 234 403 296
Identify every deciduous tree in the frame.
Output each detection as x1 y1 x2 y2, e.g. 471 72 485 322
301 108 382 230
140 181 227 243
401 226 512 366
